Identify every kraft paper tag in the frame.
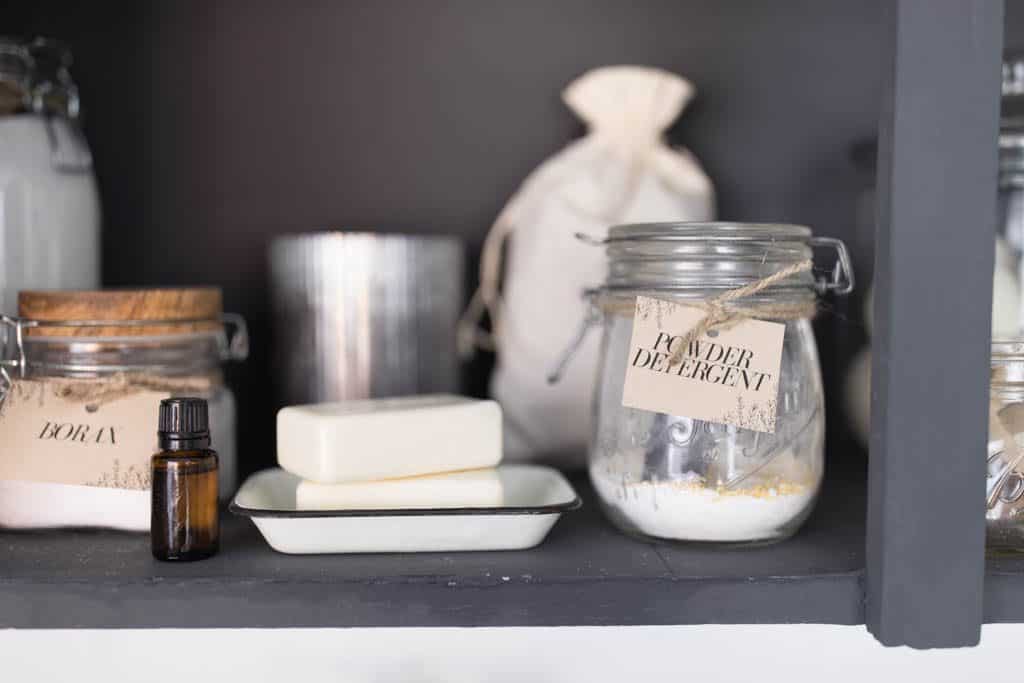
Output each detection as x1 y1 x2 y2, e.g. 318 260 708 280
621 296 785 433
0 379 167 489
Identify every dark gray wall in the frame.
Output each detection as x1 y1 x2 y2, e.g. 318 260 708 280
3 1 907 476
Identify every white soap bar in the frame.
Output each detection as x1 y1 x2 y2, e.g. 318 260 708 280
277 395 502 483
295 468 504 510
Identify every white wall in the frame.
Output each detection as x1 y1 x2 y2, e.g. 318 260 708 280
1 624 1017 682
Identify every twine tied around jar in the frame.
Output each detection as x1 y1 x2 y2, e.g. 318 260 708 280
549 258 818 384
52 372 218 410
597 259 817 366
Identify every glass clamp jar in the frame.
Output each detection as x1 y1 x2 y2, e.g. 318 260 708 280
987 340 1024 553
556 222 853 545
0 38 100 315
0 289 247 530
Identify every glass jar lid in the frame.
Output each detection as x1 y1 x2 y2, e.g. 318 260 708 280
597 222 852 298
17 288 225 338
1 289 248 381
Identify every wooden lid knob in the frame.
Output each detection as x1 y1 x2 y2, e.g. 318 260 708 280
18 288 223 337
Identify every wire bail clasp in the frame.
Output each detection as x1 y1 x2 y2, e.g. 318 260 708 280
0 315 34 397
220 313 250 362
808 236 855 295
547 290 602 385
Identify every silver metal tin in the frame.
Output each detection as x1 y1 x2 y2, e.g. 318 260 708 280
270 232 464 405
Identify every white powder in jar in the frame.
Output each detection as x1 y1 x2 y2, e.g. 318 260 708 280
591 466 818 542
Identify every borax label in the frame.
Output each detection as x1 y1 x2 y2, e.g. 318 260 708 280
621 296 785 433
0 379 166 489
38 421 118 445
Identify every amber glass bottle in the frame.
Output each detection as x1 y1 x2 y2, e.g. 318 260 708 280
151 397 219 561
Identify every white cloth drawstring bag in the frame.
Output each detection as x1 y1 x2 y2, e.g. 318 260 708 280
459 65 715 466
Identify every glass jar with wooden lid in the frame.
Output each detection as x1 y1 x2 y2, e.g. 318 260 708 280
0 288 247 530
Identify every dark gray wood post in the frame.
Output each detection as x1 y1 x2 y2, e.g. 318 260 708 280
868 0 1004 648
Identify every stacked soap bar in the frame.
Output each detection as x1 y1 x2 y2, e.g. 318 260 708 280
276 395 504 510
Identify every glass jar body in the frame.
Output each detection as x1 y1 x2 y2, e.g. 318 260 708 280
589 300 825 545
987 341 1024 553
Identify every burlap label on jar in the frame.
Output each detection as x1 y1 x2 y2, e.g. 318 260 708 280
0 378 169 489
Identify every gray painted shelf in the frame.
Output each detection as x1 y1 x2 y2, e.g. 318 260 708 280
986 555 1024 623
0 469 866 629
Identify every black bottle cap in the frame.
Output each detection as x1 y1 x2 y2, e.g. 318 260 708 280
158 397 211 450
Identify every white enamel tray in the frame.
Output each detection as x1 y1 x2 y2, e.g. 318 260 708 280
230 464 580 554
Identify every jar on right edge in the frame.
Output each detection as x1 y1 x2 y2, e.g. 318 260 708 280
987 341 1024 552
587 222 853 546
